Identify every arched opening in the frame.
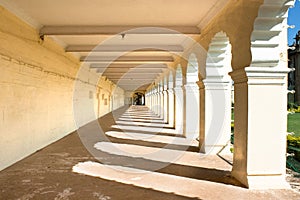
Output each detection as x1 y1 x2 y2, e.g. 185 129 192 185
175 65 183 87
162 75 169 123
168 71 175 128
156 79 164 118
133 92 145 106
187 54 199 83
174 65 184 134
200 31 233 154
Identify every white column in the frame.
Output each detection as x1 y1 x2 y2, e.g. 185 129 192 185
174 87 184 134
156 92 160 116
230 68 290 189
184 83 200 139
198 79 232 154
150 89 153 111
163 90 169 123
159 91 164 119
167 89 175 128
147 93 150 107
142 95 145 105
154 93 158 115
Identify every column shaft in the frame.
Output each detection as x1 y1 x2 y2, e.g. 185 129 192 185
174 87 184 134
168 89 175 128
198 80 232 154
231 68 290 189
184 84 200 139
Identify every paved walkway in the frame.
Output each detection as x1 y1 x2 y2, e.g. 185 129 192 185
0 106 299 200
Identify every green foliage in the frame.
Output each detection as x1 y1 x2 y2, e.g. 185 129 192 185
287 134 300 162
288 103 300 113
230 133 234 144
287 134 300 147
287 156 300 173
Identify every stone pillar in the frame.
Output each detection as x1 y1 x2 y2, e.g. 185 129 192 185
198 79 232 154
157 92 161 116
157 92 161 117
184 83 200 139
154 93 158 115
148 92 151 108
230 68 290 189
145 93 147 106
152 92 155 113
150 90 154 111
160 91 164 119
163 90 169 123
167 89 175 128
174 86 184 134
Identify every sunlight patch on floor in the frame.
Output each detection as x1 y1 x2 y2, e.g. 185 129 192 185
111 124 178 134
115 120 166 127
118 117 164 123
72 161 242 199
105 131 198 146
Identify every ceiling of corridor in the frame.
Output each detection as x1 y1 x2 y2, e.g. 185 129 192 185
0 0 229 91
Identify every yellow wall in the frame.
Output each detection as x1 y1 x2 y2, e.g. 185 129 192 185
0 6 124 171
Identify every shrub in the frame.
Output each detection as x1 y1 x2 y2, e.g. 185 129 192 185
288 103 300 113
287 134 300 162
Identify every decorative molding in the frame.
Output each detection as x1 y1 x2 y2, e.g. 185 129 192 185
40 26 201 37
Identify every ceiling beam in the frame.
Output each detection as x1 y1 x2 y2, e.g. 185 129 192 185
109 78 155 80
105 74 158 80
40 26 200 37
66 45 184 53
104 75 159 79
117 83 153 86
103 72 159 75
90 63 168 68
96 68 163 74
81 56 174 62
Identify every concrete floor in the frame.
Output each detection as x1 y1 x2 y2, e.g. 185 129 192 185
0 106 300 200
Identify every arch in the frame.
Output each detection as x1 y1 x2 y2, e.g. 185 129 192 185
199 31 233 154
167 70 175 127
168 71 174 89
163 74 168 91
184 53 201 139
206 31 232 79
250 0 294 69
186 45 207 80
174 64 184 133
175 64 183 87
186 53 199 83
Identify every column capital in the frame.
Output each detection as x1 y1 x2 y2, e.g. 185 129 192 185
167 88 175 94
197 79 231 90
196 80 205 89
229 67 291 85
173 86 183 92
183 83 199 91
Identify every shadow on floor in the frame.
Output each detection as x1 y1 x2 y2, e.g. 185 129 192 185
78 106 244 188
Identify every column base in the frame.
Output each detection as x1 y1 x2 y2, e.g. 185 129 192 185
232 170 290 190
200 144 232 155
185 132 199 140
